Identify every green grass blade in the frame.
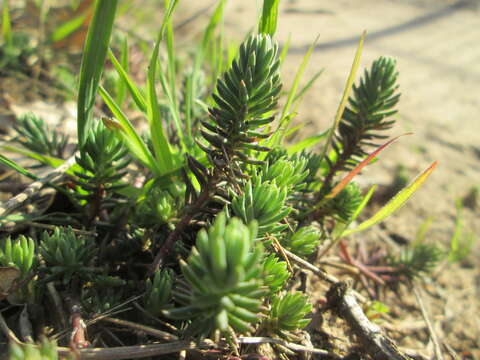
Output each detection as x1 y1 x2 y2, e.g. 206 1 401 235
2 0 12 46
325 134 406 200
318 31 365 163
449 201 463 260
270 35 319 147
344 161 437 236
77 0 118 147
145 0 178 172
286 130 329 155
99 86 158 174
108 48 147 112
1 145 65 169
116 37 129 106
279 34 291 66
157 2 184 148
184 0 226 147
320 185 377 257
258 0 280 36
51 10 88 43
292 69 324 104
0 154 38 181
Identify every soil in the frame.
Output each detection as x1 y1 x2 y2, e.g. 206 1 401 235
1 0 479 358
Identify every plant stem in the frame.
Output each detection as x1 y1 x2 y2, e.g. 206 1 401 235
149 175 219 276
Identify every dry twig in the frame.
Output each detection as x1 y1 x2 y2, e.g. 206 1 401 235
325 281 412 360
412 284 444 360
283 248 367 303
237 336 340 358
99 316 178 341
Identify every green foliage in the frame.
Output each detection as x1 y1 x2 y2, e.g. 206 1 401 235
77 0 119 147
258 156 309 190
198 34 281 170
0 32 37 71
0 236 35 277
0 236 35 303
365 300 390 320
75 121 130 195
164 213 267 336
9 337 60 360
81 278 126 314
2 0 12 46
328 182 363 222
268 292 312 335
262 254 290 293
39 227 97 284
13 113 69 159
283 225 321 257
231 179 291 236
145 269 174 316
135 186 177 226
259 0 280 36
325 57 400 182
448 200 476 263
389 243 443 280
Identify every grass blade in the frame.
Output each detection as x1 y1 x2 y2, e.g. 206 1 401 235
279 34 291 66
77 0 118 147
145 0 178 172
184 0 226 147
318 31 366 162
270 35 319 147
258 0 280 36
344 161 438 236
108 48 147 112
0 154 38 181
99 86 158 174
286 130 329 155
116 37 129 106
156 2 184 148
325 134 408 200
51 9 90 43
2 0 12 46
319 184 378 258
292 69 324 104
1 145 65 169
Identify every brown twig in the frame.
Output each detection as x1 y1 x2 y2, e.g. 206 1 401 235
149 175 218 276
270 235 294 273
46 282 68 329
412 284 444 360
99 316 178 341
325 282 412 360
283 248 367 303
237 336 340 358
0 313 341 360
0 312 21 344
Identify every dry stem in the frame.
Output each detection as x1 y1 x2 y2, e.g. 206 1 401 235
326 281 412 360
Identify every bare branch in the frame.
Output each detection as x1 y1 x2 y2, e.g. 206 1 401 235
326 282 412 360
